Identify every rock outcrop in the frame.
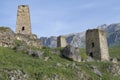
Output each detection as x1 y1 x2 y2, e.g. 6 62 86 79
27 49 43 58
0 27 15 47
3 69 29 80
0 27 42 48
61 45 81 62
92 66 102 77
16 34 42 48
107 64 120 76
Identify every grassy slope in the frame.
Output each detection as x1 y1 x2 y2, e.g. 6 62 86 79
109 46 120 58
0 46 120 80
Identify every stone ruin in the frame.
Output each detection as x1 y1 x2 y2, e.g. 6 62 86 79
57 29 110 62
57 36 67 47
15 5 42 48
86 29 109 61
0 5 110 62
16 5 32 35
0 5 42 48
15 5 109 62
15 34 42 48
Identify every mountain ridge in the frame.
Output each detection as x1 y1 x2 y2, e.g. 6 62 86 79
40 23 120 48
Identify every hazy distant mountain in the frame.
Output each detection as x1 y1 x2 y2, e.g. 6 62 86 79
40 23 120 48
40 32 86 48
40 36 57 48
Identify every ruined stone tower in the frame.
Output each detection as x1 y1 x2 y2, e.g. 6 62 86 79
86 29 109 61
57 36 66 47
16 5 32 35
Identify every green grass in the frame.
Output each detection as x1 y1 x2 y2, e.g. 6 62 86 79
0 47 77 80
0 27 8 31
109 46 120 58
79 48 87 60
0 46 120 80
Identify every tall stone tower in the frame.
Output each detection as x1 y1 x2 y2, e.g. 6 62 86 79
86 29 109 61
16 5 32 35
57 36 66 47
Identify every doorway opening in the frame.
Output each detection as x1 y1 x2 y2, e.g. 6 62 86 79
89 52 93 58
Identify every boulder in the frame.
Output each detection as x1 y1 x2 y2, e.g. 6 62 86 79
86 56 95 62
32 50 43 57
110 58 118 63
27 49 33 55
44 57 50 61
61 45 81 62
13 45 27 52
92 66 102 77
27 49 43 58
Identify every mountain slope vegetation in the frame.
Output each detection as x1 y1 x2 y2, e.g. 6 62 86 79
0 46 120 80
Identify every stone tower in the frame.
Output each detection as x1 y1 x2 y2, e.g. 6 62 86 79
16 5 32 35
86 29 109 61
57 36 66 47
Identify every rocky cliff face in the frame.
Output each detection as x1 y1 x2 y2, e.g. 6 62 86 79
40 32 85 48
40 23 120 48
66 32 85 48
40 36 57 48
107 30 120 47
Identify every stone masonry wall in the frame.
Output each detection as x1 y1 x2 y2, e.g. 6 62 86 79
86 29 109 61
99 30 109 61
16 5 32 35
57 36 66 47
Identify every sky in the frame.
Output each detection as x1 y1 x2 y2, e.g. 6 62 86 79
0 0 120 37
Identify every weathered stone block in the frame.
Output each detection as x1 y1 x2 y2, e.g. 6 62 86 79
61 45 81 62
